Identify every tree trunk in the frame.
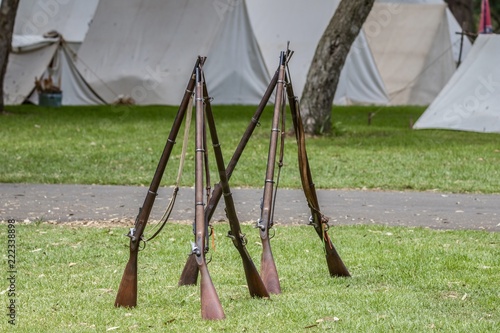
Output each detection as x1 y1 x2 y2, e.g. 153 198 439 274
0 0 20 112
445 0 474 33
300 0 375 135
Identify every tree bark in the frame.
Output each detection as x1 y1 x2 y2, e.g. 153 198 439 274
300 0 375 135
445 0 474 33
0 0 20 112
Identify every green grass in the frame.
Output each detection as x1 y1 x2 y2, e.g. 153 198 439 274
2 104 500 193
2 221 498 332
2 105 498 331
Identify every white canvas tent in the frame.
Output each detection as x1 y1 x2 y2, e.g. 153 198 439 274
246 0 461 105
76 0 270 105
366 2 457 104
380 0 472 64
5 0 467 106
413 34 500 133
246 0 388 105
76 0 464 106
3 0 101 105
4 34 105 105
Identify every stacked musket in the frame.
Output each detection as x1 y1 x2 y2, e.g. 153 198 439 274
114 49 350 320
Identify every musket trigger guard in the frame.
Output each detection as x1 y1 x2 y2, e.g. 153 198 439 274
268 227 275 240
138 236 146 251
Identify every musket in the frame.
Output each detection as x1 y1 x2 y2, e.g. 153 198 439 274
255 51 288 294
285 72 350 278
114 57 202 308
178 68 280 287
203 76 269 298
193 66 225 320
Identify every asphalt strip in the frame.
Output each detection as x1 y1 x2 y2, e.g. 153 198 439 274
1 183 498 232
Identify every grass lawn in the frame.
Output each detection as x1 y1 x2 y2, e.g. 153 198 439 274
2 104 500 193
2 221 498 332
1 105 499 331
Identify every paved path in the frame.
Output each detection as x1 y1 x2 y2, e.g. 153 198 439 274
1 183 498 231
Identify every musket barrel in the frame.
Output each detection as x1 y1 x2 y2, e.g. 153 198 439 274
194 66 225 320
